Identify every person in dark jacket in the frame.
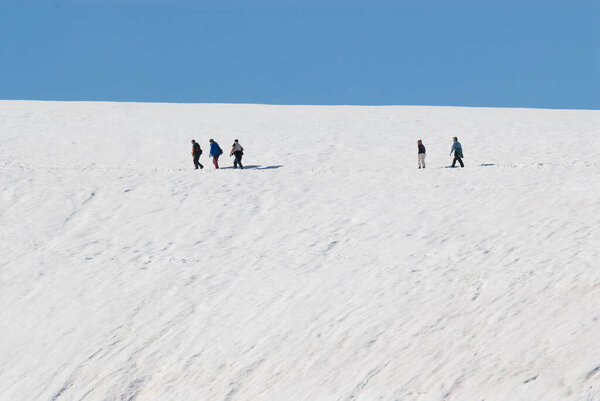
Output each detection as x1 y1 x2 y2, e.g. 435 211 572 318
417 139 426 169
450 136 464 168
209 139 223 169
191 139 203 169
230 139 244 169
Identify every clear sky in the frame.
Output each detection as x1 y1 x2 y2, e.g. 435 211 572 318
1 0 598 109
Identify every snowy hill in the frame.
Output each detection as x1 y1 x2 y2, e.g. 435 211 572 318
1 100 600 401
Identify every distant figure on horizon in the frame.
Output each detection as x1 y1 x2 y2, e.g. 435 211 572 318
191 139 203 170
230 139 244 169
417 139 426 169
209 139 223 169
450 136 464 168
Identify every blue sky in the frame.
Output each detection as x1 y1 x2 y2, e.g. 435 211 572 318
1 0 598 109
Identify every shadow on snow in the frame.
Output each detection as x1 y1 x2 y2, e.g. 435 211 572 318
219 165 284 170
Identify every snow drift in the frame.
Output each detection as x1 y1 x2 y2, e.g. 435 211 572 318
1 100 600 400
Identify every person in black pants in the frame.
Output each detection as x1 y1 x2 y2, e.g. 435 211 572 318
450 136 464 168
230 139 244 169
191 139 203 169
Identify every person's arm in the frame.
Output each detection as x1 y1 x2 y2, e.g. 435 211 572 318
450 143 455 156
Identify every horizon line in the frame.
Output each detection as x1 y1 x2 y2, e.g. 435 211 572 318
1 98 599 112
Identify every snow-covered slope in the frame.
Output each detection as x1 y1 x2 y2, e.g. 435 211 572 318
1 101 600 401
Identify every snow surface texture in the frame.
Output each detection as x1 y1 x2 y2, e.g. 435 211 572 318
1 101 600 401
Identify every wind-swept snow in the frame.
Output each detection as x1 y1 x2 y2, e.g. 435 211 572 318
1 101 599 400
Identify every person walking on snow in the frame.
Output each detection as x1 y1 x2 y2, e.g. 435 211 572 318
230 139 244 169
191 139 203 169
417 139 426 169
209 139 223 169
450 136 464 168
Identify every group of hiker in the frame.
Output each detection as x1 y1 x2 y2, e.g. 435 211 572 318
190 136 464 171
190 139 244 170
417 136 464 169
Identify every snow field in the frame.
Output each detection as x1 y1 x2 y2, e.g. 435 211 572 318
1 101 600 400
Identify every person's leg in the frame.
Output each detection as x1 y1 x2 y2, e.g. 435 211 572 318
452 157 457 167
213 155 219 168
238 154 243 169
194 156 203 169
457 157 464 167
422 154 425 168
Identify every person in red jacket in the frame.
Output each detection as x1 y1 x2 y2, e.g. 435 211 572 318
417 139 426 169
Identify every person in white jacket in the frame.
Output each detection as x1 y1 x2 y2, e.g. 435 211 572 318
230 139 244 169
